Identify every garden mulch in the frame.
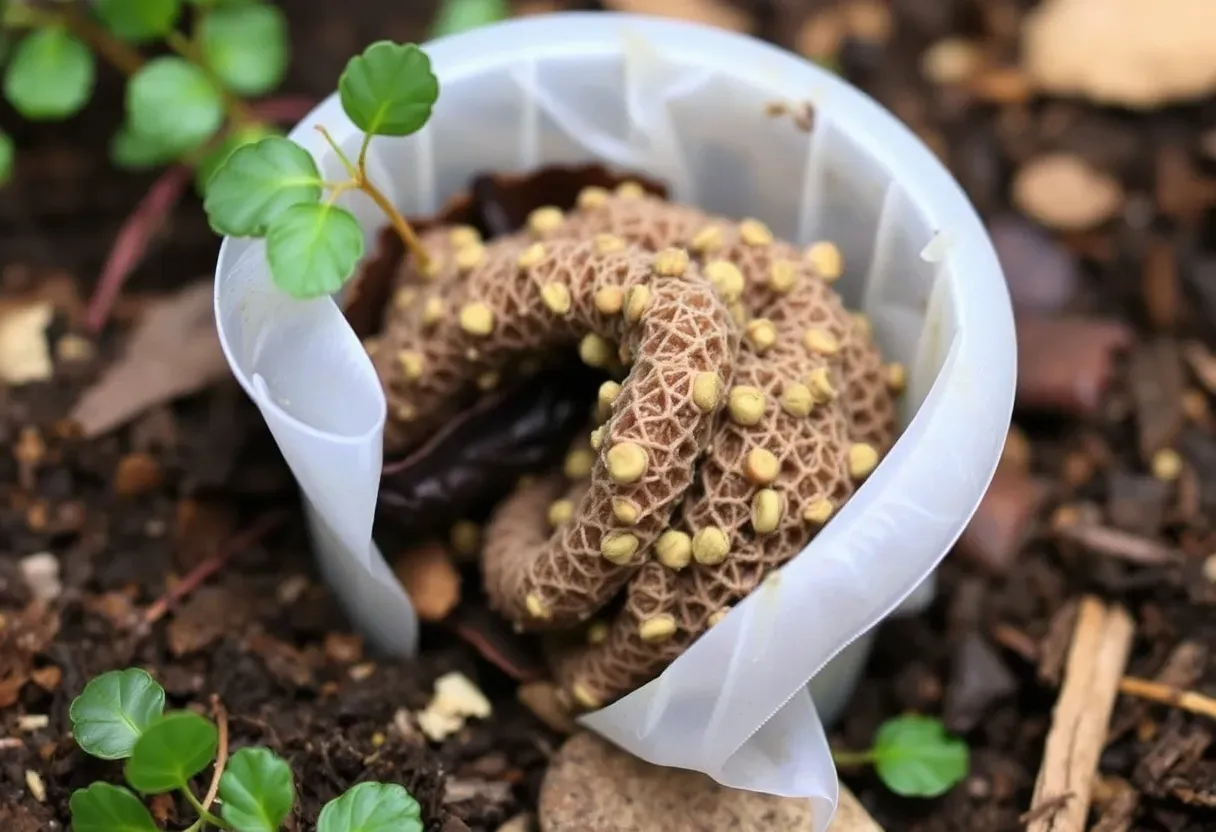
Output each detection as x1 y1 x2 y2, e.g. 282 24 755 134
3 1 1216 830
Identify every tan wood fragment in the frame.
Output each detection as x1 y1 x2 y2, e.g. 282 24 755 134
829 783 885 831
1026 596 1135 832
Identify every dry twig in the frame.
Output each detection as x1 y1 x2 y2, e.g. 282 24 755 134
1026 596 1135 832
201 696 229 811
1118 677 1216 722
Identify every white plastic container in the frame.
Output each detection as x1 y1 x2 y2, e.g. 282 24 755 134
214 12 1014 824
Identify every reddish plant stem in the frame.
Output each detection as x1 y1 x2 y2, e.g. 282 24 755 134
250 96 319 123
84 165 192 334
142 511 286 625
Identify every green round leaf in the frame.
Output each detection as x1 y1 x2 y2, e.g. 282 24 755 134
3 28 95 120
195 123 277 197
338 41 438 137
124 711 218 794
127 57 224 155
0 131 12 186
95 0 181 42
317 782 423 832
203 136 323 237
69 783 159 832
69 668 165 760
872 715 969 798
110 123 181 170
266 202 364 299
431 0 509 38
219 747 296 832
199 4 289 96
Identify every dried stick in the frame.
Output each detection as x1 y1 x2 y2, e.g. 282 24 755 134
1026 596 1135 832
831 782 884 831
201 696 229 811
1118 677 1216 722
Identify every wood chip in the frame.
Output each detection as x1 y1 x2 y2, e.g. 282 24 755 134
831 783 885 831
1026 596 1135 832
1012 153 1124 231
0 301 53 385
392 542 462 622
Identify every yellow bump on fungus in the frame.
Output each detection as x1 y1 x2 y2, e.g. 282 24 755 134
450 520 480 555
459 302 495 336
704 260 745 301
655 530 692 570
653 247 690 276
466 347 480 361
517 242 547 269
745 447 780 485
611 497 640 525
577 186 610 210
605 441 648 484
692 371 722 412
769 259 798 293
751 488 783 534
615 180 645 198
525 593 550 619
1152 448 1183 481
730 301 748 326
690 224 723 254
586 621 609 645
594 233 627 254
449 225 481 248
804 328 840 356
692 526 730 565
708 607 730 627
616 342 631 367
727 386 766 426
806 240 843 281
419 255 443 280
624 284 652 322
849 443 879 479
393 287 417 309
527 205 564 235
745 318 777 352
601 532 639 564
396 350 424 381
851 311 872 340
564 448 595 479
597 380 622 411
807 367 837 402
886 362 907 393
594 285 624 314
571 682 601 710
540 282 572 315
455 242 485 272
579 333 614 368
803 497 835 525
780 383 814 417
476 371 499 391
639 614 677 644
590 426 605 450
547 499 575 528
422 296 444 326
739 218 774 246
393 402 417 422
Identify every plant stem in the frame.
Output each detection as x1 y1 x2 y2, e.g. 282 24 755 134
831 749 877 768
325 181 358 206
29 3 146 76
356 132 373 176
182 821 204 832
182 788 228 829
314 125 358 179
164 30 257 128
358 174 431 271
201 696 230 811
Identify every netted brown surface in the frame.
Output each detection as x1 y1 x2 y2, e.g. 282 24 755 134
372 184 901 709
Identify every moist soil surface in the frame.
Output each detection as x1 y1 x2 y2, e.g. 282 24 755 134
4 1 1216 830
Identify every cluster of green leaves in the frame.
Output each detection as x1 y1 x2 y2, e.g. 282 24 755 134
69 668 424 832
203 40 438 299
832 714 969 798
0 0 289 191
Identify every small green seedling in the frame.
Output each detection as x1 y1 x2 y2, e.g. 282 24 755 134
831 714 969 798
68 667 424 832
1 0 290 192
203 40 439 300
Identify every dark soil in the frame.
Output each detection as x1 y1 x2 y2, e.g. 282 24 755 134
4 1 1216 831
